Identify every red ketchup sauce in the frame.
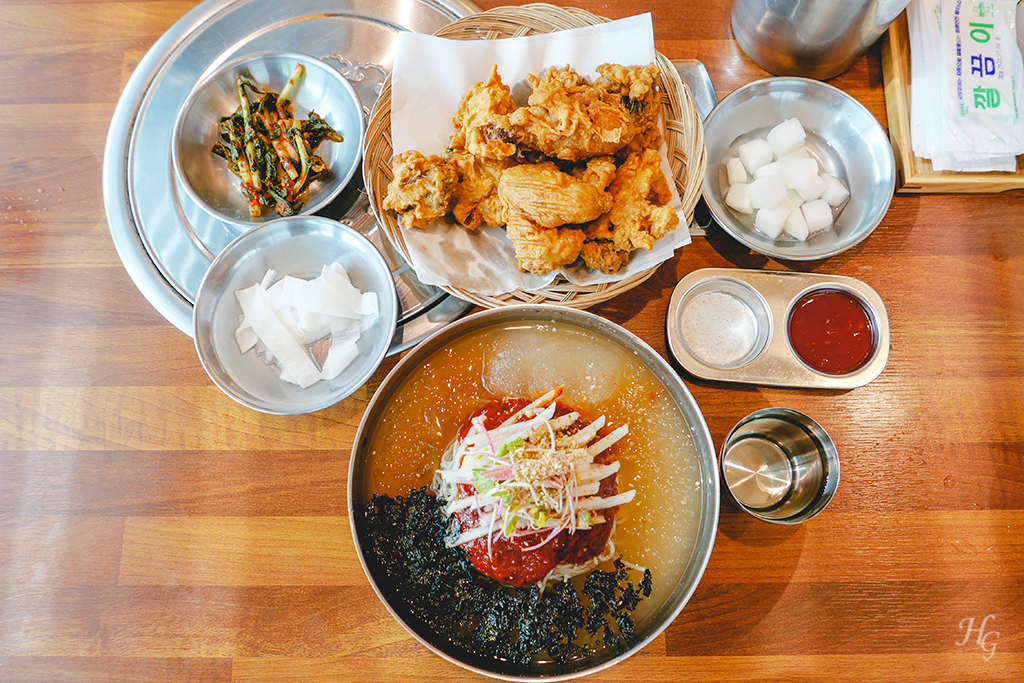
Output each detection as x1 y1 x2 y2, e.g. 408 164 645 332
787 289 876 375
452 399 618 587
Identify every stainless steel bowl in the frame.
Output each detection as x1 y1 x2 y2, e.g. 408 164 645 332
193 215 397 414
172 51 365 228
720 408 840 523
702 77 895 260
348 305 720 679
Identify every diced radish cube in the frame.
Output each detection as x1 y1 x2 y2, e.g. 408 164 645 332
753 203 790 238
737 138 775 174
725 182 754 214
766 118 807 157
820 173 850 207
746 175 788 209
780 158 820 191
753 161 782 179
784 207 810 240
780 145 811 160
726 157 748 185
797 174 828 202
801 198 834 233
781 190 804 213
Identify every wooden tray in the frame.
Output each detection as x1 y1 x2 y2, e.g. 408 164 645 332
881 12 1024 193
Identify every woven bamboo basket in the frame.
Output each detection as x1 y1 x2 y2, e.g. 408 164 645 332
363 3 706 309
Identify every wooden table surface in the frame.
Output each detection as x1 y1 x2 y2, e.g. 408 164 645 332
2 0 1022 680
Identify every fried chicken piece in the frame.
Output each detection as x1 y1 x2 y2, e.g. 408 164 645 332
581 238 632 274
595 63 664 155
504 218 585 275
581 210 632 274
450 65 518 160
571 155 618 189
448 150 517 229
508 65 637 162
382 150 457 229
497 161 612 229
595 147 679 252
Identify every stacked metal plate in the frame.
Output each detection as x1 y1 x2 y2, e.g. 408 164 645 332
103 0 480 353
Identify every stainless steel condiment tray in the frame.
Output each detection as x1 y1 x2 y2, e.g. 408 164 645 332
667 268 889 389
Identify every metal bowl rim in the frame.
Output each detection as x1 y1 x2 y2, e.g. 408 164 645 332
171 49 366 228
701 76 896 261
192 214 398 415
347 304 720 680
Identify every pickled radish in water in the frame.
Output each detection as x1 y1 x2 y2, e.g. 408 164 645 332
234 260 379 387
767 118 807 156
726 157 748 185
801 198 834 233
784 206 810 240
753 202 790 238
725 183 754 214
737 138 775 174
746 175 788 210
820 173 850 207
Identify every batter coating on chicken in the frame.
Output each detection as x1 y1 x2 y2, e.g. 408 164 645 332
450 65 518 160
448 150 516 229
508 65 637 162
504 218 586 275
594 62 664 156
597 147 680 252
497 161 613 229
382 150 457 229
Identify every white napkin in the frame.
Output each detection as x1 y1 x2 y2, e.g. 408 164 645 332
388 13 691 296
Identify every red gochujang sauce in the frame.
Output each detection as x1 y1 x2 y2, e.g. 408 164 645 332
452 399 618 587
787 289 876 375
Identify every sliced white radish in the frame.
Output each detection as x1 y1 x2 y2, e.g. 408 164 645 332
233 260 378 388
753 202 790 239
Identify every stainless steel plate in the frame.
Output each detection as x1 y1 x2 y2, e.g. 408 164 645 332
103 0 479 351
667 268 890 389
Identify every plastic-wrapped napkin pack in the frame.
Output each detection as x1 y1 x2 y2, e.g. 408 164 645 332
907 0 1024 172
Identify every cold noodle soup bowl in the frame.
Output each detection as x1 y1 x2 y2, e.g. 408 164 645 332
348 305 719 679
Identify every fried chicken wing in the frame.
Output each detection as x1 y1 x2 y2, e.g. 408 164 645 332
508 65 637 162
450 65 518 160
382 150 457 229
497 161 612 229
448 150 516 229
599 147 679 252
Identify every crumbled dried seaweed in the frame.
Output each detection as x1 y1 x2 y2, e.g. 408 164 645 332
359 487 652 668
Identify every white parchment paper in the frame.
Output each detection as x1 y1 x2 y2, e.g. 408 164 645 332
389 13 691 296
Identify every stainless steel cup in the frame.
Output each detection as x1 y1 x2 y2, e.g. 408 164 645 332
731 0 911 80
720 408 839 523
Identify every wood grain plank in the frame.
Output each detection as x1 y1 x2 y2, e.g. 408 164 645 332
0 586 405 657
230 653 1024 683
670 579 1023 655
119 517 360 586
0 387 368 451
707 510 1024 584
0 517 123 586
0 450 348 516
0 657 231 683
